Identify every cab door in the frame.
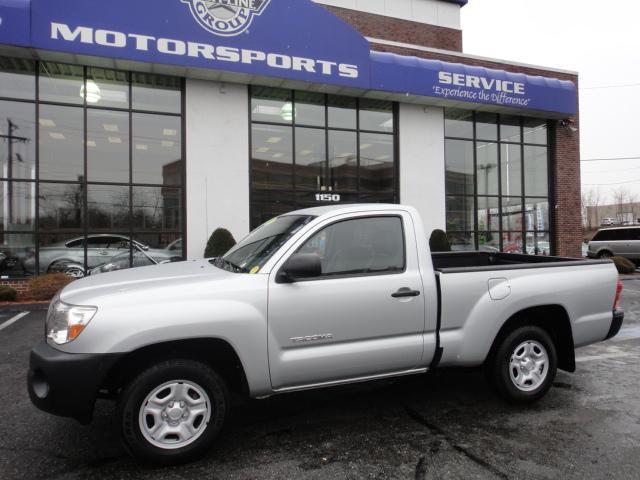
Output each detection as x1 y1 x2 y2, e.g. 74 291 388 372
267 212 428 390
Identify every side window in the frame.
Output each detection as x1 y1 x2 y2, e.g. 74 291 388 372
65 238 84 248
86 237 111 249
297 216 405 276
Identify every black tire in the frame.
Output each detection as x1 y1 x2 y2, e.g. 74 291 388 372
486 326 557 404
117 359 229 465
598 251 613 259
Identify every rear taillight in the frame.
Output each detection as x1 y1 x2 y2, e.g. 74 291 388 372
613 279 623 311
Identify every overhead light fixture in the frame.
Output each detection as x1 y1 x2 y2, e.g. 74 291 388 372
39 118 56 128
163 128 177 136
360 143 371 150
272 153 284 159
161 140 175 147
108 137 122 144
256 147 270 153
280 102 295 122
267 137 282 144
103 124 119 132
86 140 97 148
49 132 65 140
80 80 101 104
136 144 148 150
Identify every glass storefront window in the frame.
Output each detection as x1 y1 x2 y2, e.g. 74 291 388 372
39 105 84 181
250 88 397 229
445 139 474 196
449 232 475 252
87 110 130 183
132 113 182 185
444 109 550 254
0 101 36 180
132 74 182 114
39 62 84 105
87 68 129 109
0 57 35 100
0 57 184 277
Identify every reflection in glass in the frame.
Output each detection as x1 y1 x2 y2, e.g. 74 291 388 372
0 181 35 230
87 110 129 183
360 133 394 192
85 234 132 270
132 73 182 113
39 105 84 181
251 87 292 124
38 183 84 230
328 130 357 192
295 92 325 127
524 146 548 197
476 142 498 195
295 128 325 191
251 124 293 190
449 232 475 252
525 199 549 232
445 139 474 196
477 196 499 232
0 57 35 100
86 68 129 109
328 96 356 129
500 115 521 143
0 233 35 277
88 185 130 230
38 233 85 275
0 101 36 180
446 196 474 232
476 112 498 141
132 113 182 185
250 190 295 230
523 118 548 145
359 99 393 132
445 109 473 139
501 144 522 196
39 62 84 105
478 232 500 252
132 186 182 231
502 232 523 254
526 232 550 256
502 197 523 232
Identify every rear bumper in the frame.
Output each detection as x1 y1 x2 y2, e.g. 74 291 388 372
605 310 625 341
27 341 122 424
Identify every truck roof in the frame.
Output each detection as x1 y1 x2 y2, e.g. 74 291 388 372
285 203 409 218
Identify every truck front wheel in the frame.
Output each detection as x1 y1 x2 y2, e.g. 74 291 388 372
117 359 229 464
487 326 557 404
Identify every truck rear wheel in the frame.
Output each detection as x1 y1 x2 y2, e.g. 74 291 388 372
487 326 557 404
117 359 229 464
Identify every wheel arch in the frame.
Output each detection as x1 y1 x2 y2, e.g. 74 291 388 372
102 338 250 398
486 305 575 373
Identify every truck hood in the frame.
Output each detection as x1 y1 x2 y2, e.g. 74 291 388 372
59 259 234 305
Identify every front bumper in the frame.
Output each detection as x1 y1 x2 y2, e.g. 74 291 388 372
605 310 625 341
27 341 122 424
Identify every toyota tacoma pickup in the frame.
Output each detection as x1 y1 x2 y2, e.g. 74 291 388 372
28 204 624 464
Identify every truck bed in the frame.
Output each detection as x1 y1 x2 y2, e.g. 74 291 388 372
432 251 610 273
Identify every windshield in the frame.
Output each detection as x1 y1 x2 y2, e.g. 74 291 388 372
213 215 316 273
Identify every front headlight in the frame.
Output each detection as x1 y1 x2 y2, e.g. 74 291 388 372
46 299 97 345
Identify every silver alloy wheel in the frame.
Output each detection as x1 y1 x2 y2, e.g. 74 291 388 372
63 266 86 279
509 340 549 392
139 380 212 450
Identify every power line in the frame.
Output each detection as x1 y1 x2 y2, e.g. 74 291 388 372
583 178 640 186
581 83 640 90
581 156 640 162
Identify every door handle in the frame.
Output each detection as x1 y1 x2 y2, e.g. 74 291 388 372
392 288 421 298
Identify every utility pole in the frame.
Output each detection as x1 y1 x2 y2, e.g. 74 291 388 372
0 119 30 225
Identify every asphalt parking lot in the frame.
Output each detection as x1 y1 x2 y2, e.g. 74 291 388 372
1 282 640 480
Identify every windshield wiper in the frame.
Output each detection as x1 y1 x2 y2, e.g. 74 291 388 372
212 257 248 273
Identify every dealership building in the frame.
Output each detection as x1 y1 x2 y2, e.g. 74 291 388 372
0 0 580 281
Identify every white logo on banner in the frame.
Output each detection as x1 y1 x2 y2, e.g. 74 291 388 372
180 0 271 37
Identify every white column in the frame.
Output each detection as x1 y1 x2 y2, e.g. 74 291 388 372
399 104 446 235
185 79 250 259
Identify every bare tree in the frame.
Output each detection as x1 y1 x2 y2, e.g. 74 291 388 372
582 187 600 230
613 187 631 222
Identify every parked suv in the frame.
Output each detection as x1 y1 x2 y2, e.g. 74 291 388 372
588 226 640 262
600 218 617 227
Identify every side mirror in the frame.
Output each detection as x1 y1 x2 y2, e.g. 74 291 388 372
277 253 322 283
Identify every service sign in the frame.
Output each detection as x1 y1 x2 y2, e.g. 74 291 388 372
0 0 30 46
30 0 371 89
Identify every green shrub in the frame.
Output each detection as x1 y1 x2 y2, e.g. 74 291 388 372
204 228 237 258
27 273 74 301
0 285 17 301
429 229 452 252
612 256 636 274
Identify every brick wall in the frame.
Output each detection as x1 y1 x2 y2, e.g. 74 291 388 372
1 279 29 298
323 5 463 52
369 43 582 258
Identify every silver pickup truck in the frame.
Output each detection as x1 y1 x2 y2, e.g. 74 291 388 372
28 204 624 464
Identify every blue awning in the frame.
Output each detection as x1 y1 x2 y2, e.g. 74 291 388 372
370 51 577 116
